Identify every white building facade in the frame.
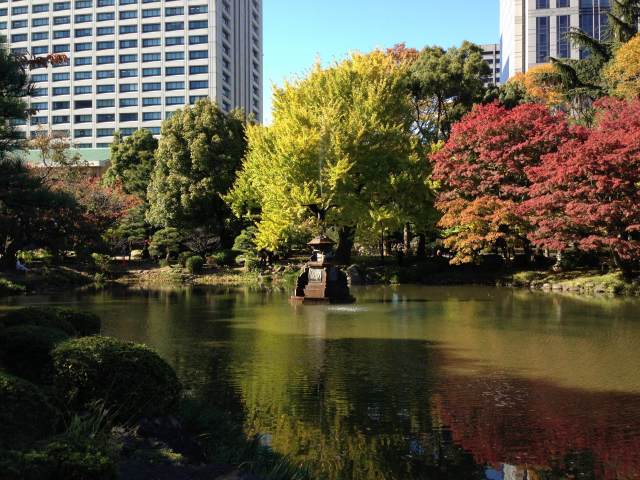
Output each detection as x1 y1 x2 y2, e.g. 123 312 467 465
481 43 501 86
0 0 263 149
499 0 610 83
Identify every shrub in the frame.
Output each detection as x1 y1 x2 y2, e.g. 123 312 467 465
0 442 117 480
2 307 77 335
0 325 70 383
207 249 238 267
0 277 26 296
52 336 181 421
185 255 204 274
177 251 193 268
56 309 101 336
91 253 112 274
0 372 58 449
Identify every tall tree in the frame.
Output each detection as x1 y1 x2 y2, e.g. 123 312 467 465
603 33 640 99
406 41 490 144
522 98 640 273
227 51 430 263
146 99 247 244
103 129 158 199
432 103 581 264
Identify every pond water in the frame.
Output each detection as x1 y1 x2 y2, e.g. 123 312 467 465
4 285 640 479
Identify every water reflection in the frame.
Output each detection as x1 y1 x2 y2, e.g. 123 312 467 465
4 286 640 479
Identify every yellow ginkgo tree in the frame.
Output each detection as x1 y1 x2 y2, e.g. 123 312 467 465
227 50 434 262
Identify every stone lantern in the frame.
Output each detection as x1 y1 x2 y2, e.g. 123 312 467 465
290 235 354 304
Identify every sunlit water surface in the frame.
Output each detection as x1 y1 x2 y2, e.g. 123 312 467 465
4 285 640 479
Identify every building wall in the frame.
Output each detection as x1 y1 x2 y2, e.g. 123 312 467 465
0 0 262 148
481 43 502 86
500 0 610 82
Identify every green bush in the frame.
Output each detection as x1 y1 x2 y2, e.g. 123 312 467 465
0 442 117 480
185 255 204 274
207 249 239 267
0 325 70 383
56 309 101 336
0 277 26 296
177 251 193 268
0 372 58 449
232 227 257 254
52 336 181 421
91 253 112 274
2 307 77 336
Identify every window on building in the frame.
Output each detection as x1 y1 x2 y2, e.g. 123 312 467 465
190 95 207 104
536 16 550 63
189 65 208 75
120 98 138 107
97 27 115 35
165 96 184 105
32 32 49 41
75 15 92 24
53 2 70 11
143 97 161 106
120 39 138 49
75 71 92 80
75 129 93 138
536 0 549 7
97 70 115 79
74 85 92 94
120 113 138 122
166 51 184 61
53 44 70 53
75 57 92 66
165 81 184 90
97 12 115 21
32 18 49 27
143 53 161 62
189 80 208 89
53 16 70 25
189 20 207 30
165 6 183 15
143 82 161 91
119 54 138 63
52 116 70 124
143 112 161 121
142 23 161 32
97 114 115 122
74 100 92 109
97 41 115 50
97 0 114 5
33 3 50 13
53 72 70 82
96 99 115 108
143 38 161 48
165 66 184 76
166 36 184 46
119 10 137 19
165 21 184 31
189 50 208 60
97 128 115 137
119 83 138 93
31 74 49 83
97 84 115 93
557 0 570 6
143 67 161 76
119 69 138 78
120 25 138 35
12 6 28 14
557 15 571 57
12 19 27 28
189 5 207 14
75 42 92 51
189 35 208 45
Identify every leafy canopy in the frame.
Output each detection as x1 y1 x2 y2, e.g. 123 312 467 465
227 50 431 253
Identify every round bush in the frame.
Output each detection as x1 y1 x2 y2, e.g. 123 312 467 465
208 249 239 267
177 251 193 268
55 309 101 336
52 336 182 421
0 325 70 383
2 307 77 336
185 255 204 274
0 372 58 449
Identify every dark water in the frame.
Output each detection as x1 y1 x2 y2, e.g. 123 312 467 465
4 285 640 479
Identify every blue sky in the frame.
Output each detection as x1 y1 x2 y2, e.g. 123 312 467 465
262 0 500 123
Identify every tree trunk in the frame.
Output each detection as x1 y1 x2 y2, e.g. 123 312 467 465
0 240 18 270
379 232 385 265
403 223 411 256
335 226 355 265
417 234 426 258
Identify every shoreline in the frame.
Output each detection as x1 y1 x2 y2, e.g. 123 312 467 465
2 262 639 298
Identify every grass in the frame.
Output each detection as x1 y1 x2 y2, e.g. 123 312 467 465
511 270 640 295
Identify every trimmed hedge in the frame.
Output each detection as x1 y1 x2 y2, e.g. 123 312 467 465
2 307 77 336
0 372 58 449
55 309 101 336
0 442 117 480
0 325 69 383
1 307 101 337
186 255 204 274
52 336 181 421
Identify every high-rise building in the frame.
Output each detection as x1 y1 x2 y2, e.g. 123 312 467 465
0 0 263 153
481 43 501 86
499 0 610 83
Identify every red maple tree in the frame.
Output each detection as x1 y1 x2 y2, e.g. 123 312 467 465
523 98 640 271
432 102 582 264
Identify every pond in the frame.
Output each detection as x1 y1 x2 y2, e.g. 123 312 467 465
4 285 640 479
